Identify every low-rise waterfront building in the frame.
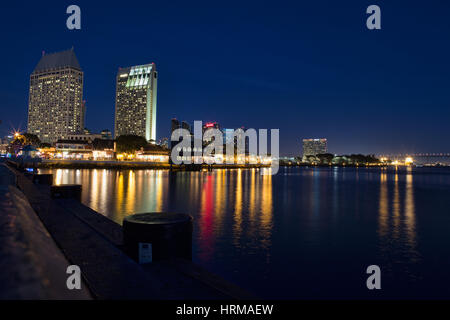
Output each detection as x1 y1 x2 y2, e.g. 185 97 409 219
0 143 7 155
37 146 56 159
55 140 93 160
66 133 103 142
92 150 115 160
101 129 113 140
135 149 170 162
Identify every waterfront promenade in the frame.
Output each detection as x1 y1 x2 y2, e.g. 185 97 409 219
36 159 270 170
0 163 91 299
0 160 254 299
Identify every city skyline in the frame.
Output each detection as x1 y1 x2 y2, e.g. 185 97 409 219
1 1 450 156
2 1 450 305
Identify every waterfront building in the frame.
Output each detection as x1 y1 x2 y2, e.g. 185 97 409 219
0 143 7 155
114 63 158 142
35 146 56 159
203 122 220 133
135 148 170 162
43 137 114 160
223 128 235 145
101 129 112 140
27 49 84 143
203 122 220 146
170 118 181 150
3 135 14 144
170 118 196 162
221 126 251 157
302 138 328 160
157 137 169 149
55 139 92 160
82 100 87 129
181 121 191 134
66 133 103 142
171 118 180 133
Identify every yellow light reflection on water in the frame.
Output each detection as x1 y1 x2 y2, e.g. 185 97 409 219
214 169 226 237
126 170 136 214
405 167 416 253
378 171 388 238
55 169 63 185
392 172 400 240
233 169 243 244
259 172 273 252
155 170 164 212
249 169 256 219
90 169 99 212
378 168 418 264
116 171 124 215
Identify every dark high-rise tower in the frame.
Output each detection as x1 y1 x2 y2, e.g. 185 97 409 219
170 118 180 149
171 118 180 133
27 49 84 143
181 121 191 134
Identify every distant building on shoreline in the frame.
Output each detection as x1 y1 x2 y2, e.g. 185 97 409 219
157 137 169 149
302 138 328 161
27 49 84 143
66 133 102 142
114 63 158 142
101 129 112 140
171 118 180 133
202 121 220 133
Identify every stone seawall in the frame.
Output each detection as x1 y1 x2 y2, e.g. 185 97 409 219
0 164 91 299
1 162 255 300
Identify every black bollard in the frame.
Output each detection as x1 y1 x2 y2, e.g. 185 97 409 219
32 174 53 185
123 212 193 264
23 171 34 179
50 184 82 201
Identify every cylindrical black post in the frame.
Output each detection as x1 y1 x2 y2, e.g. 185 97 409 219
50 184 82 201
24 171 33 179
123 212 193 264
32 174 53 185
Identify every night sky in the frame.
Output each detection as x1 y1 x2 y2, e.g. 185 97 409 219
1 0 449 156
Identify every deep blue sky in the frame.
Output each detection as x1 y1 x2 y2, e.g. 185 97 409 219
1 0 449 156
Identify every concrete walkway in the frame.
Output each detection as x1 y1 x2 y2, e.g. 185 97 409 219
0 164 91 299
2 162 255 300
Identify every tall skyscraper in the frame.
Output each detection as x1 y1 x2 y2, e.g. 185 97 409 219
181 121 191 134
171 118 180 133
27 49 84 143
114 63 158 142
203 122 220 133
302 138 328 157
170 118 180 150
